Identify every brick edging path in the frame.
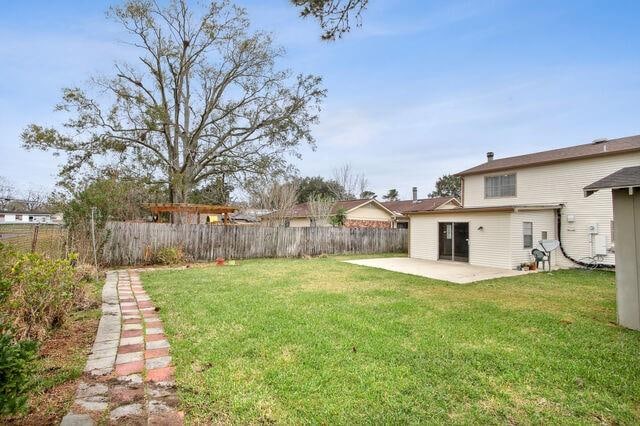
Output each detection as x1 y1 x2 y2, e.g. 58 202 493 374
61 270 183 425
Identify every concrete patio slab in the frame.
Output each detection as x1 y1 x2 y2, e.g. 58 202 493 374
344 257 529 284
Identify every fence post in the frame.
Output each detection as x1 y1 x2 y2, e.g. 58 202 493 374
31 224 40 253
91 207 99 273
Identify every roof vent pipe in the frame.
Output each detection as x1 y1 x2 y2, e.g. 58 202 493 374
412 187 418 202
486 152 494 162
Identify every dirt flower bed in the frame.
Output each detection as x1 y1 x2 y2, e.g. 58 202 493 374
0 242 102 422
4 306 101 425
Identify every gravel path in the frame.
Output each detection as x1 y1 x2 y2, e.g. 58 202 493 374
61 270 183 425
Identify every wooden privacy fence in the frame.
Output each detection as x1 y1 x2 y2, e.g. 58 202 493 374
103 222 408 266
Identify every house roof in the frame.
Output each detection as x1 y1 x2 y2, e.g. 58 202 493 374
266 198 394 219
584 166 640 196
404 204 562 215
230 212 261 222
0 211 52 215
382 197 460 215
143 203 237 214
457 134 640 176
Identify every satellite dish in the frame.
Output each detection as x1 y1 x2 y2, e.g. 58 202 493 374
539 240 560 252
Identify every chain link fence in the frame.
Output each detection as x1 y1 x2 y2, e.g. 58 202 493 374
0 224 69 259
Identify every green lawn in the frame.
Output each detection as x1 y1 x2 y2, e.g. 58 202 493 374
142 257 640 424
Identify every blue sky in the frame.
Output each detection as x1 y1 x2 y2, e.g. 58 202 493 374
1 0 640 199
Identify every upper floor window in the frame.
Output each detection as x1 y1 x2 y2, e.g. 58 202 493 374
15 214 23 221
485 173 516 198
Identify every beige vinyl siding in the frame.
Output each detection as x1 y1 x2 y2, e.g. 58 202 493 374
409 212 513 269
510 210 558 268
463 152 640 264
347 203 393 222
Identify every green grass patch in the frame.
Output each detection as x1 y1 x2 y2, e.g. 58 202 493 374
142 257 640 424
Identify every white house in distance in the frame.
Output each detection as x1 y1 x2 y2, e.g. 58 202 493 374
0 211 57 224
407 135 640 269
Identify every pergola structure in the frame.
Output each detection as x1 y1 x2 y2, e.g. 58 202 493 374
143 203 238 225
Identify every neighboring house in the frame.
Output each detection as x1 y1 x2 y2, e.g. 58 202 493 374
382 187 461 228
407 135 640 269
264 198 397 228
0 211 54 224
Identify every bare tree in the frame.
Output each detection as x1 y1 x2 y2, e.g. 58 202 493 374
0 177 16 210
21 189 49 212
247 177 300 226
22 0 325 222
292 0 368 40
307 194 334 227
331 163 368 199
0 178 49 212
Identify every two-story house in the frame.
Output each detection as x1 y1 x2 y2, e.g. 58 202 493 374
406 135 640 269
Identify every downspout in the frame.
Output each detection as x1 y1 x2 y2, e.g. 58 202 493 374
555 207 613 269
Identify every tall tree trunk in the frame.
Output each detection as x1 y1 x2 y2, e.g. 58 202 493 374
169 172 193 224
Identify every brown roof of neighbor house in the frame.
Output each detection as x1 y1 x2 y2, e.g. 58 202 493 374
382 197 459 214
268 198 393 219
584 166 640 195
457 135 640 176
143 203 237 214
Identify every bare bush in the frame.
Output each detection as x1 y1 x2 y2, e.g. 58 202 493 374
247 178 300 226
307 195 334 227
331 163 369 199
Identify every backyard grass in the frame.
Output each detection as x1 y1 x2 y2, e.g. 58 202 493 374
142 257 640 424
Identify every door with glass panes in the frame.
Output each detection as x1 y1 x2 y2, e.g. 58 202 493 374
438 222 469 262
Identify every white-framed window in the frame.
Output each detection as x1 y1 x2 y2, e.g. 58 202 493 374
541 231 548 240
485 173 516 198
15 214 23 221
523 222 533 248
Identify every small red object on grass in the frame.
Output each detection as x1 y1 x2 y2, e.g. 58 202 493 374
215 257 225 266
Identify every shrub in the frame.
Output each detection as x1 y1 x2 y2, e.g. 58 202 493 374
0 322 37 415
330 208 347 227
74 263 98 282
1 249 79 341
0 244 17 304
154 246 186 265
